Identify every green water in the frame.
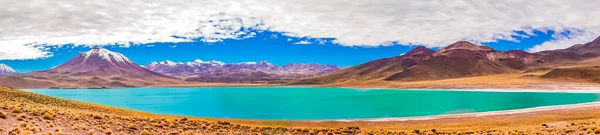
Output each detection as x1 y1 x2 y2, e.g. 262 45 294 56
28 87 600 120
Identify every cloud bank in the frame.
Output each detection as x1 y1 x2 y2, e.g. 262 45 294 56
1 0 600 60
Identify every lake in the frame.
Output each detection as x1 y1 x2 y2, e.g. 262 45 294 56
28 87 600 120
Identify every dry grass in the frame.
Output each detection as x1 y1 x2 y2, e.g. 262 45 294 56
42 113 53 120
141 130 153 135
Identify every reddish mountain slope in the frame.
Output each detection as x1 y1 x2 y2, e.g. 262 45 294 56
295 46 434 84
385 41 523 81
297 41 526 84
526 36 600 66
298 36 600 85
507 50 531 58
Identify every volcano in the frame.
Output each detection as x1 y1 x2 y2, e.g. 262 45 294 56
0 64 17 74
0 48 179 88
35 48 173 79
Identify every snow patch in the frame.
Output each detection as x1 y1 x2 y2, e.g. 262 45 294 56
82 48 131 63
0 63 17 74
239 62 257 65
159 60 177 66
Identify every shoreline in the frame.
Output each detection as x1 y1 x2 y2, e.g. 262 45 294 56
334 101 600 122
27 83 600 93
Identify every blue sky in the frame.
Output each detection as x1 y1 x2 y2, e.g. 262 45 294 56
4 1 600 73
1 30 556 73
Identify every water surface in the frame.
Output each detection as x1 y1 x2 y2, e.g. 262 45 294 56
29 87 600 120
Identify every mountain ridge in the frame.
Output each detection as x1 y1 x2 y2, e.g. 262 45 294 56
144 59 344 83
297 36 600 85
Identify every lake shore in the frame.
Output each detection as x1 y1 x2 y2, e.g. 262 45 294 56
160 82 600 93
343 101 600 122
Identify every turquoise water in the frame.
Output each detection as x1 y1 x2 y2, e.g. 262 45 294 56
29 87 600 120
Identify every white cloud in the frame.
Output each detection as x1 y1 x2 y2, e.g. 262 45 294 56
293 41 311 45
1 0 600 59
0 44 51 60
528 29 600 52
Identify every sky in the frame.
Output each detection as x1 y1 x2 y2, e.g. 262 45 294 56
1 0 600 73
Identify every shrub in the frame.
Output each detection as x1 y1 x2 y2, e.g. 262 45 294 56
43 113 53 120
12 108 21 113
105 129 113 135
141 130 152 135
127 124 137 130
0 112 6 119
183 131 195 135
93 114 103 119
16 114 25 121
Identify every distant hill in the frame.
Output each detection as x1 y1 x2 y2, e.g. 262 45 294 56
525 36 600 66
144 60 343 83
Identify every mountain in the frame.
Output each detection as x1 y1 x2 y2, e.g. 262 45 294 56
0 48 179 88
540 66 600 83
34 48 173 78
525 36 600 66
385 41 524 81
299 36 600 85
297 42 525 84
144 59 343 83
296 46 435 84
507 50 531 58
0 64 17 74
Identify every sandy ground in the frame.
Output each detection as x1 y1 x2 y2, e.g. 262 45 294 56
310 73 600 91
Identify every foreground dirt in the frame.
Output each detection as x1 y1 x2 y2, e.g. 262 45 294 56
3 87 600 135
